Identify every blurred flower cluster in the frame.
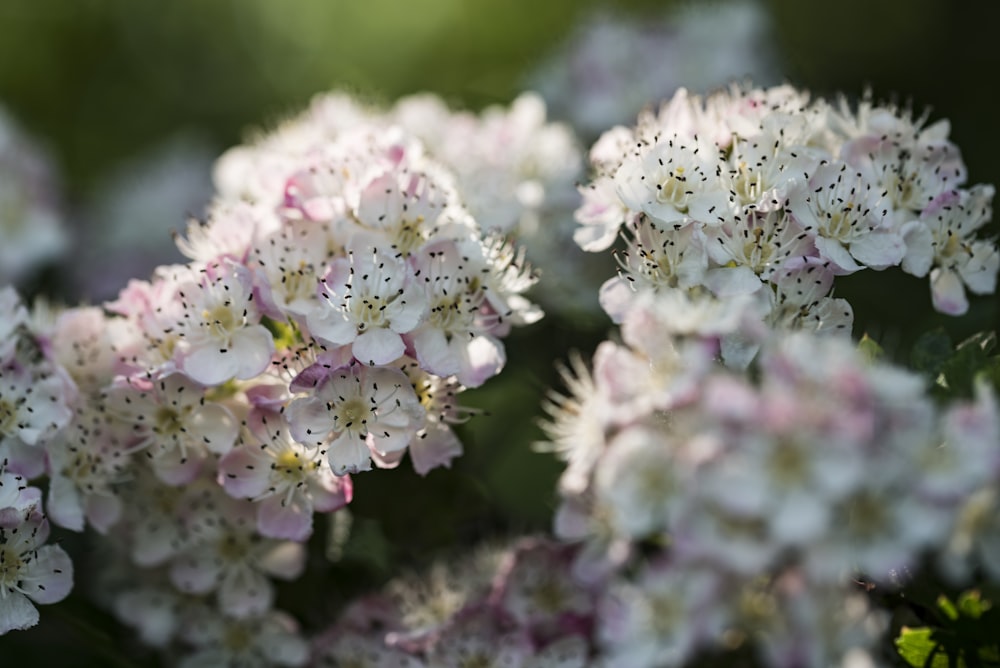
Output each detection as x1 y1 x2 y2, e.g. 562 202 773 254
0 107 68 287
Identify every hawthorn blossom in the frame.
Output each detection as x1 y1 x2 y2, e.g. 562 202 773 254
0 507 73 635
307 246 427 366
784 161 904 274
168 489 305 618
104 371 238 484
575 83 998 322
286 363 425 475
172 259 275 385
178 606 309 668
218 411 352 541
408 240 508 387
0 105 67 285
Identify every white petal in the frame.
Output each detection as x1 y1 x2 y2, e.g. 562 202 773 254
219 569 272 618
190 403 239 454
231 325 276 379
353 328 405 366
814 236 862 274
181 344 240 386
931 267 969 315
900 220 933 277
0 592 39 635
47 475 84 532
848 231 906 270
306 306 358 346
21 544 74 604
704 266 762 297
328 433 373 476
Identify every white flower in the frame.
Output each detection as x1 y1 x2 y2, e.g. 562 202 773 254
902 185 998 315
785 161 904 273
307 246 427 366
286 364 425 476
173 258 275 385
103 371 238 484
0 509 73 635
614 134 729 227
218 411 352 541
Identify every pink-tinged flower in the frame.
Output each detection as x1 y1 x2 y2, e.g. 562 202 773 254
45 406 128 534
176 200 278 264
172 258 275 385
0 362 74 449
397 359 472 475
785 161 904 274
903 185 998 315
0 509 74 635
705 208 814 293
218 412 352 541
493 538 593 634
611 218 709 306
113 584 186 648
596 561 726 668
105 272 189 374
573 175 630 252
407 241 507 387
354 164 470 257
307 246 427 366
839 108 966 219
613 134 730 228
117 470 190 567
286 364 425 476
178 606 309 668
424 606 534 668
169 490 305 619
104 372 238 485
249 218 338 320
48 305 129 394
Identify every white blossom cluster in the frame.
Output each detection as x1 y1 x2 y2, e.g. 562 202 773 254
0 91 559 659
0 288 75 634
311 537 599 668
0 106 68 285
543 302 1000 665
528 1 778 137
576 84 999 351
503 81 1000 667
215 91 595 320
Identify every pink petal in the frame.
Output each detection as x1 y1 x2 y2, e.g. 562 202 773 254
257 494 313 542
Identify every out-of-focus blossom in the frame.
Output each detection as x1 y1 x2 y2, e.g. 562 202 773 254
0 106 68 286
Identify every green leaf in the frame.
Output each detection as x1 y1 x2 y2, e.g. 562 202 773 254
896 627 956 668
858 333 884 363
956 590 991 620
938 594 960 621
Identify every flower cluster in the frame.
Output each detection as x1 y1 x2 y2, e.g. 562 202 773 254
576 84 999 338
0 288 74 633
0 106 68 285
541 294 1000 666
311 537 599 668
528 1 778 137
215 91 595 319
0 91 552 650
